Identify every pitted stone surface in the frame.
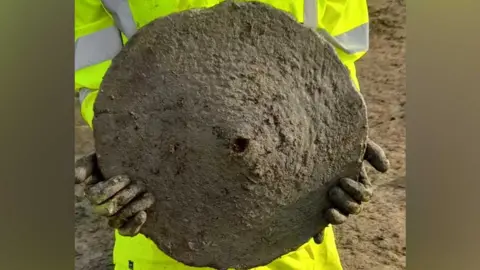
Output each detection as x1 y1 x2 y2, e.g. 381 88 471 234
93 2 368 269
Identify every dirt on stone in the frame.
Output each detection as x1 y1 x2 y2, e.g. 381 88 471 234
93 2 368 269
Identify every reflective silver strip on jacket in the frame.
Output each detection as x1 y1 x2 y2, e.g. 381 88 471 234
78 88 93 104
101 0 138 38
75 26 123 104
101 0 368 54
304 0 369 54
75 26 123 71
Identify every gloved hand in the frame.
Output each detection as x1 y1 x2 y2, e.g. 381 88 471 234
314 138 390 244
75 152 155 236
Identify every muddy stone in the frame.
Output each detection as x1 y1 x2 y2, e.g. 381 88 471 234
93 2 368 269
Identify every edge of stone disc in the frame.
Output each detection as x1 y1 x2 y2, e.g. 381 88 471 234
94 1 370 269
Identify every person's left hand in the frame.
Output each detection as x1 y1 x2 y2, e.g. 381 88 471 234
314 138 390 244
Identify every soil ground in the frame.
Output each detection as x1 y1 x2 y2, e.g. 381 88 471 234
74 0 405 269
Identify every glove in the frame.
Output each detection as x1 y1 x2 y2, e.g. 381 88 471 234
314 138 390 244
75 152 155 236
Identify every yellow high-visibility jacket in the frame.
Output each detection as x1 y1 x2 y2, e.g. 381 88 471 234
75 1 369 269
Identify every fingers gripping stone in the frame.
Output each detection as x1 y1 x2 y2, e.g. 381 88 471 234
325 208 348 225
328 186 362 215
74 152 97 184
118 211 148 236
93 183 146 216
85 175 131 205
313 230 324 244
364 139 390 173
339 177 373 203
108 193 155 229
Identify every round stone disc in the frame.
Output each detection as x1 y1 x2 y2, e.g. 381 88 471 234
93 2 368 269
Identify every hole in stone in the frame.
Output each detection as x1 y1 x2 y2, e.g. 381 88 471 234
232 137 249 153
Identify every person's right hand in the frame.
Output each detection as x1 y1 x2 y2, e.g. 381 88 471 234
75 152 155 236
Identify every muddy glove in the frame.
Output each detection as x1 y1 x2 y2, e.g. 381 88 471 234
75 152 155 236
314 139 390 244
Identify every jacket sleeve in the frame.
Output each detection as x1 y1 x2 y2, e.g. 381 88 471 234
75 0 123 128
320 0 369 91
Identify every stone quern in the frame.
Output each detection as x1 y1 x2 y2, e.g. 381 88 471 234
93 2 368 269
